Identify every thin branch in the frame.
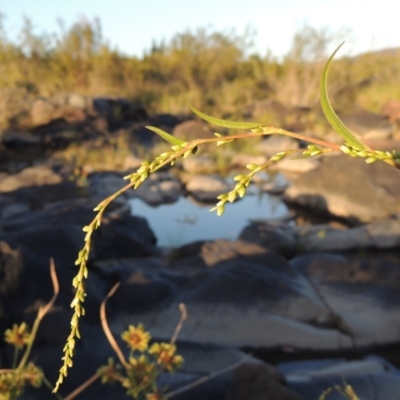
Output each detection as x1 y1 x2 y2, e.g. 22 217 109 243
39 258 59 318
170 303 187 345
17 259 59 372
64 372 100 400
164 356 251 399
100 283 128 368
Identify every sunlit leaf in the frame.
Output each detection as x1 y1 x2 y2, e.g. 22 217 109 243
320 43 367 150
145 126 187 146
186 101 262 130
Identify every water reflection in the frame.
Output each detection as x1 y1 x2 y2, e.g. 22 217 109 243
130 192 289 247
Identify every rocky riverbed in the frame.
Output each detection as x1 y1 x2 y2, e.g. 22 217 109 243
1 96 400 399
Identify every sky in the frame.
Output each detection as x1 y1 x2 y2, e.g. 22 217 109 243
1 0 399 59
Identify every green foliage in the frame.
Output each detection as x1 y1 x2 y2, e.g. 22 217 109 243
320 42 367 150
0 17 399 129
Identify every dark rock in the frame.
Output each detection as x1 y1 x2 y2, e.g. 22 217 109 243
285 154 400 222
115 240 347 350
280 356 400 400
239 221 297 257
156 113 181 129
226 363 301 400
0 241 31 321
133 172 182 205
0 199 158 314
290 252 400 346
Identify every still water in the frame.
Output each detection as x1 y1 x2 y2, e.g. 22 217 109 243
130 192 288 247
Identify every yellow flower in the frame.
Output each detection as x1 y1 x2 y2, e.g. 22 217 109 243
124 355 155 397
146 391 165 400
4 323 30 349
149 343 184 371
24 362 43 388
121 324 151 352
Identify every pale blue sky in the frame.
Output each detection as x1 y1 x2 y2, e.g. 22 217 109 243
1 0 398 58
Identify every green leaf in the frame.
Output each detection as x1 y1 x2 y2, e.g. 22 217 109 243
320 43 367 150
186 101 262 130
145 126 187 146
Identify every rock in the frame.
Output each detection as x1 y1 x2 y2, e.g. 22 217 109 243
261 173 289 195
133 172 182 205
0 165 79 206
123 154 144 171
185 175 231 202
296 215 400 252
30 98 57 127
285 154 400 222
0 199 158 314
381 99 400 134
94 258 171 313
0 165 62 192
93 97 147 126
172 120 213 141
226 363 301 400
88 172 132 201
156 113 181 129
0 131 41 147
280 356 400 400
256 136 299 157
0 203 30 219
67 93 89 110
230 154 268 168
114 240 353 351
339 109 393 139
0 241 30 320
290 252 400 347
239 221 297 257
270 157 319 173
181 156 215 174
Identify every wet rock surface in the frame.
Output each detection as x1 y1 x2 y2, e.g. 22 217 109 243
285 154 400 222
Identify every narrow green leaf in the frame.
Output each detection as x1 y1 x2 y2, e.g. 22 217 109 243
145 126 187 146
186 101 262 130
320 43 367 150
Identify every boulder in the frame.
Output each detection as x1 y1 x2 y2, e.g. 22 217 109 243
280 356 400 400
0 165 62 193
256 135 299 157
172 119 213 141
296 215 400 252
261 173 289 195
226 363 301 400
290 252 400 347
181 156 215 174
270 157 319 173
285 154 400 222
339 109 393 139
30 98 57 127
67 93 90 110
88 172 132 201
113 240 352 351
0 199 158 312
230 154 268 168
133 172 182 205
185 175 232 202
239 221 297 257
381 100 400 135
